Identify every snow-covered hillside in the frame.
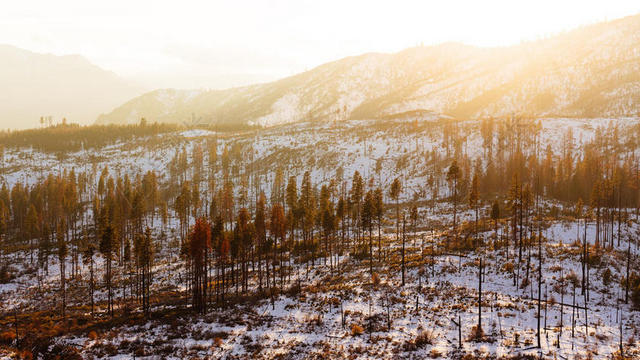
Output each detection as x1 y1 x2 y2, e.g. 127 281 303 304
1 118 639 359
97 14 640 127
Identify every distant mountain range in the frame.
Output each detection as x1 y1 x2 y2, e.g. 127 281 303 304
96 14 640 127
0 44 143 130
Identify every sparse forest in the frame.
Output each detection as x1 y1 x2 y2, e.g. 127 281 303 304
0 117 639 359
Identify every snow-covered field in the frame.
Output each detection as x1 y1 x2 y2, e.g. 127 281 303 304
2 221 638 359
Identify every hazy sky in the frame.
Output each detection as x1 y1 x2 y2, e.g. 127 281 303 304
2 1 639 89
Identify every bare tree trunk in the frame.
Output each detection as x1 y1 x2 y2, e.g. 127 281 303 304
401 215 406 287
478 259 482 336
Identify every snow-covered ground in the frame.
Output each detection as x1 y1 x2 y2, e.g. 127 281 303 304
1 118 639 359
3 221 635 359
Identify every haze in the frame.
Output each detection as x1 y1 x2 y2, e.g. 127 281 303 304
2 0 639 89
3 2 640 358
1 1 639 130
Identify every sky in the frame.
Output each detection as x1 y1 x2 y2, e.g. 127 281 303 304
1 0 639 89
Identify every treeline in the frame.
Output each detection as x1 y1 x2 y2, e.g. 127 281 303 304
0 121 180 153
437 117 640 209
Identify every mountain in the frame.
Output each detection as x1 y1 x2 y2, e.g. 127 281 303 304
97 14 640 127
0 45 144 130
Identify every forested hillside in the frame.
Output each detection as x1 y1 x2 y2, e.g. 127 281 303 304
0 117 639 358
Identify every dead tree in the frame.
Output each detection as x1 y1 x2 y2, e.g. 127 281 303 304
401 214 406 287
537 227 542 349
478 258 483 337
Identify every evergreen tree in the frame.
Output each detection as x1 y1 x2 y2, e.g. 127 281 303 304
189 217 211 313
100 224 117 317
362 190 374 277
255 192 267 291
447 160 461 248
389 178 402 258
57 221 68 320
490 201 500 245
269 203 287 288
351 171 364 246
83 243 96 316
469 173 480 246
373 188 384 261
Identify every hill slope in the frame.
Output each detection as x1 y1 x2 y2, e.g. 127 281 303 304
97 14 640 126
0 44 143 129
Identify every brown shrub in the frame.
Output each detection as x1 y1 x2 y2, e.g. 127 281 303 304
501 262 514 273
19 350 33 360
214 337 223 347
133 345 146 357
350 323 364 336
372 272 381 286
415 330 434 347
467 325 484 342
403 329 435 351
0 331 16 345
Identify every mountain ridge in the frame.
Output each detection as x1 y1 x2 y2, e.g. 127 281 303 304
0 44 144 129
97 13 640 126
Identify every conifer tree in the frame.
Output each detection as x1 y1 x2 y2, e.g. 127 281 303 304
447 160 461 248
100 224 117 317
255 192 267 291
57 221 68 320
373 188 384 261
351 171 364 245
320 185 336 271
286 175 298 248
507 173 521 263
300 171 315 259
26 204 39 264
83 243 96 316
136 228 153 316
189 217 211 313
362 190 374 276
490 201 500 245
269 203 286 288
389 178 402 257
469 173 480 246
0 200 6 263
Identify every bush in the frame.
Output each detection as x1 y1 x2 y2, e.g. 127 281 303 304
565 271 580 287
133 346 146 357
602 268 612 287
48 345 83 360
19 350 33 360
350 324 364 336
629 273 640 308
501 262 514 273
467 325 484 341
372 272 381 286
415 330 434 347
403 330 434 351
352 245 370 261
0 265 13 284
214 337 224 347
0 331 15 345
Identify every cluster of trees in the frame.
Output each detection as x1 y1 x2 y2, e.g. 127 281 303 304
0 120 179 153
179 161 398 311
0 164 163 318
